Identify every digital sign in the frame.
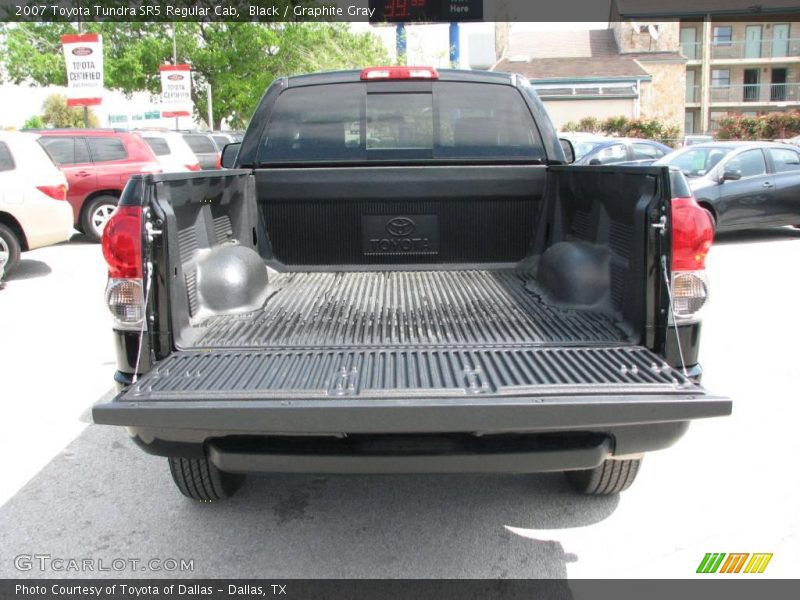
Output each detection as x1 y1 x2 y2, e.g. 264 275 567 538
369 0 484 23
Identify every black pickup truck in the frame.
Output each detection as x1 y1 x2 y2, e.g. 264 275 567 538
93 67 730 501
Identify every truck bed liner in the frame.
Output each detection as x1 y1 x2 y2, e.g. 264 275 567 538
125 346 691 402
191 270 629 350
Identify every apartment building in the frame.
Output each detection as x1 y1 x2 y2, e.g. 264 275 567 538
680 20 800 133
613 1 800 134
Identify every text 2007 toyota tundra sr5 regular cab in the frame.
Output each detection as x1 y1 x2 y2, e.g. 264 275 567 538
93 67 730 501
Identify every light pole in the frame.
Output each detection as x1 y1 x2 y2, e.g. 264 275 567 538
172 23 179 131
207 83 213 131
77 0 88 127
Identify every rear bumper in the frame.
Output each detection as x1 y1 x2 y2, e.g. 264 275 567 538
93 392 729 473
205 433 615 474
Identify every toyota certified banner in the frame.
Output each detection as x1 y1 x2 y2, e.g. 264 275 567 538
60 33 103 106
159 64 192 118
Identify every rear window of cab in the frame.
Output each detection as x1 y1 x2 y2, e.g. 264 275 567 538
257 81 545 164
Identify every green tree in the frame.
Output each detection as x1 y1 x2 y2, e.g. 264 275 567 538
22 115 44 129
40 94 99 128
0 21 390 129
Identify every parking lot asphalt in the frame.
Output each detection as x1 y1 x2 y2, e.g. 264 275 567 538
0 229 798 578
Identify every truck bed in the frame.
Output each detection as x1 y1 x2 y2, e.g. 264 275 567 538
189 269 630 350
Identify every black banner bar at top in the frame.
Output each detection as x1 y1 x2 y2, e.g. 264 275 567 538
2 0 800 23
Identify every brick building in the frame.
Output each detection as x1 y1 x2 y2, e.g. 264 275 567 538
492 1 800 135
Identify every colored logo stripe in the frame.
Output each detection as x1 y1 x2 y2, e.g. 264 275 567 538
719 553 749 573
697 553 726 573
744 553 773 574
697 553 773 574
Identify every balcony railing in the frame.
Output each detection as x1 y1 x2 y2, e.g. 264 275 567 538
709 82 800 104
680 38 800 60
686 84 701 103
681 42 703 60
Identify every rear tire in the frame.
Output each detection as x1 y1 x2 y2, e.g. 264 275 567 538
168 457 245 501
564 457 642 495
81 194 118 243
0 223 22 277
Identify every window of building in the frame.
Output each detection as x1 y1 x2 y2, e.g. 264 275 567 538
711 69 731 88
0 142 15 172
680 27 699 59
713 26 733 46
635 24 659 35
684 111 696 134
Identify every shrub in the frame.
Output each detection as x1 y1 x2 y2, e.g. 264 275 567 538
560 115 681 146
578 116 601 133
601 116 629 136
715 110 800 140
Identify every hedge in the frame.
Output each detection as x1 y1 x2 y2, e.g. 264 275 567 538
561 116 681 146
715 111 800 140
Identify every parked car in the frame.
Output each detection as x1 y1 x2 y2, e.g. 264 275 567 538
181 132 221 170
655 141 800 231
210 131 237 151
572 137 672 166
0 131 73 277
36 129 161 242
93 67 729 502
682 134 714 147
135 130 201 173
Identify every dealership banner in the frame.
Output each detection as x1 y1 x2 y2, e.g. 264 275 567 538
6 1 800 23
60 33 103 106
160 65 193 118
2 579 800 600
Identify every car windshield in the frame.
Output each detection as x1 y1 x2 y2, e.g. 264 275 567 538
659 147 733 178
572 141 605 160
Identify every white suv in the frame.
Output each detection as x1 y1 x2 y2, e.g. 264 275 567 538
135 130 201 173
0 131 73 278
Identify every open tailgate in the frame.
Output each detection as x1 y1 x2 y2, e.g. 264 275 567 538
93 345 730 434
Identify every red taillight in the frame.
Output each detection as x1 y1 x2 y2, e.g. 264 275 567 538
671 197 714 271
101 206 143 279
186 163 201 171
215 154 222 169
37 184 67 201
360 66 439 80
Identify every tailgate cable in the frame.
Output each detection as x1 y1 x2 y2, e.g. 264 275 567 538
132 259 154 384
660 255 689 377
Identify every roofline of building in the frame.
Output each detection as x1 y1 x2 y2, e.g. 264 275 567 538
616 8 800 19
529 75 653 84
538 94 639 100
